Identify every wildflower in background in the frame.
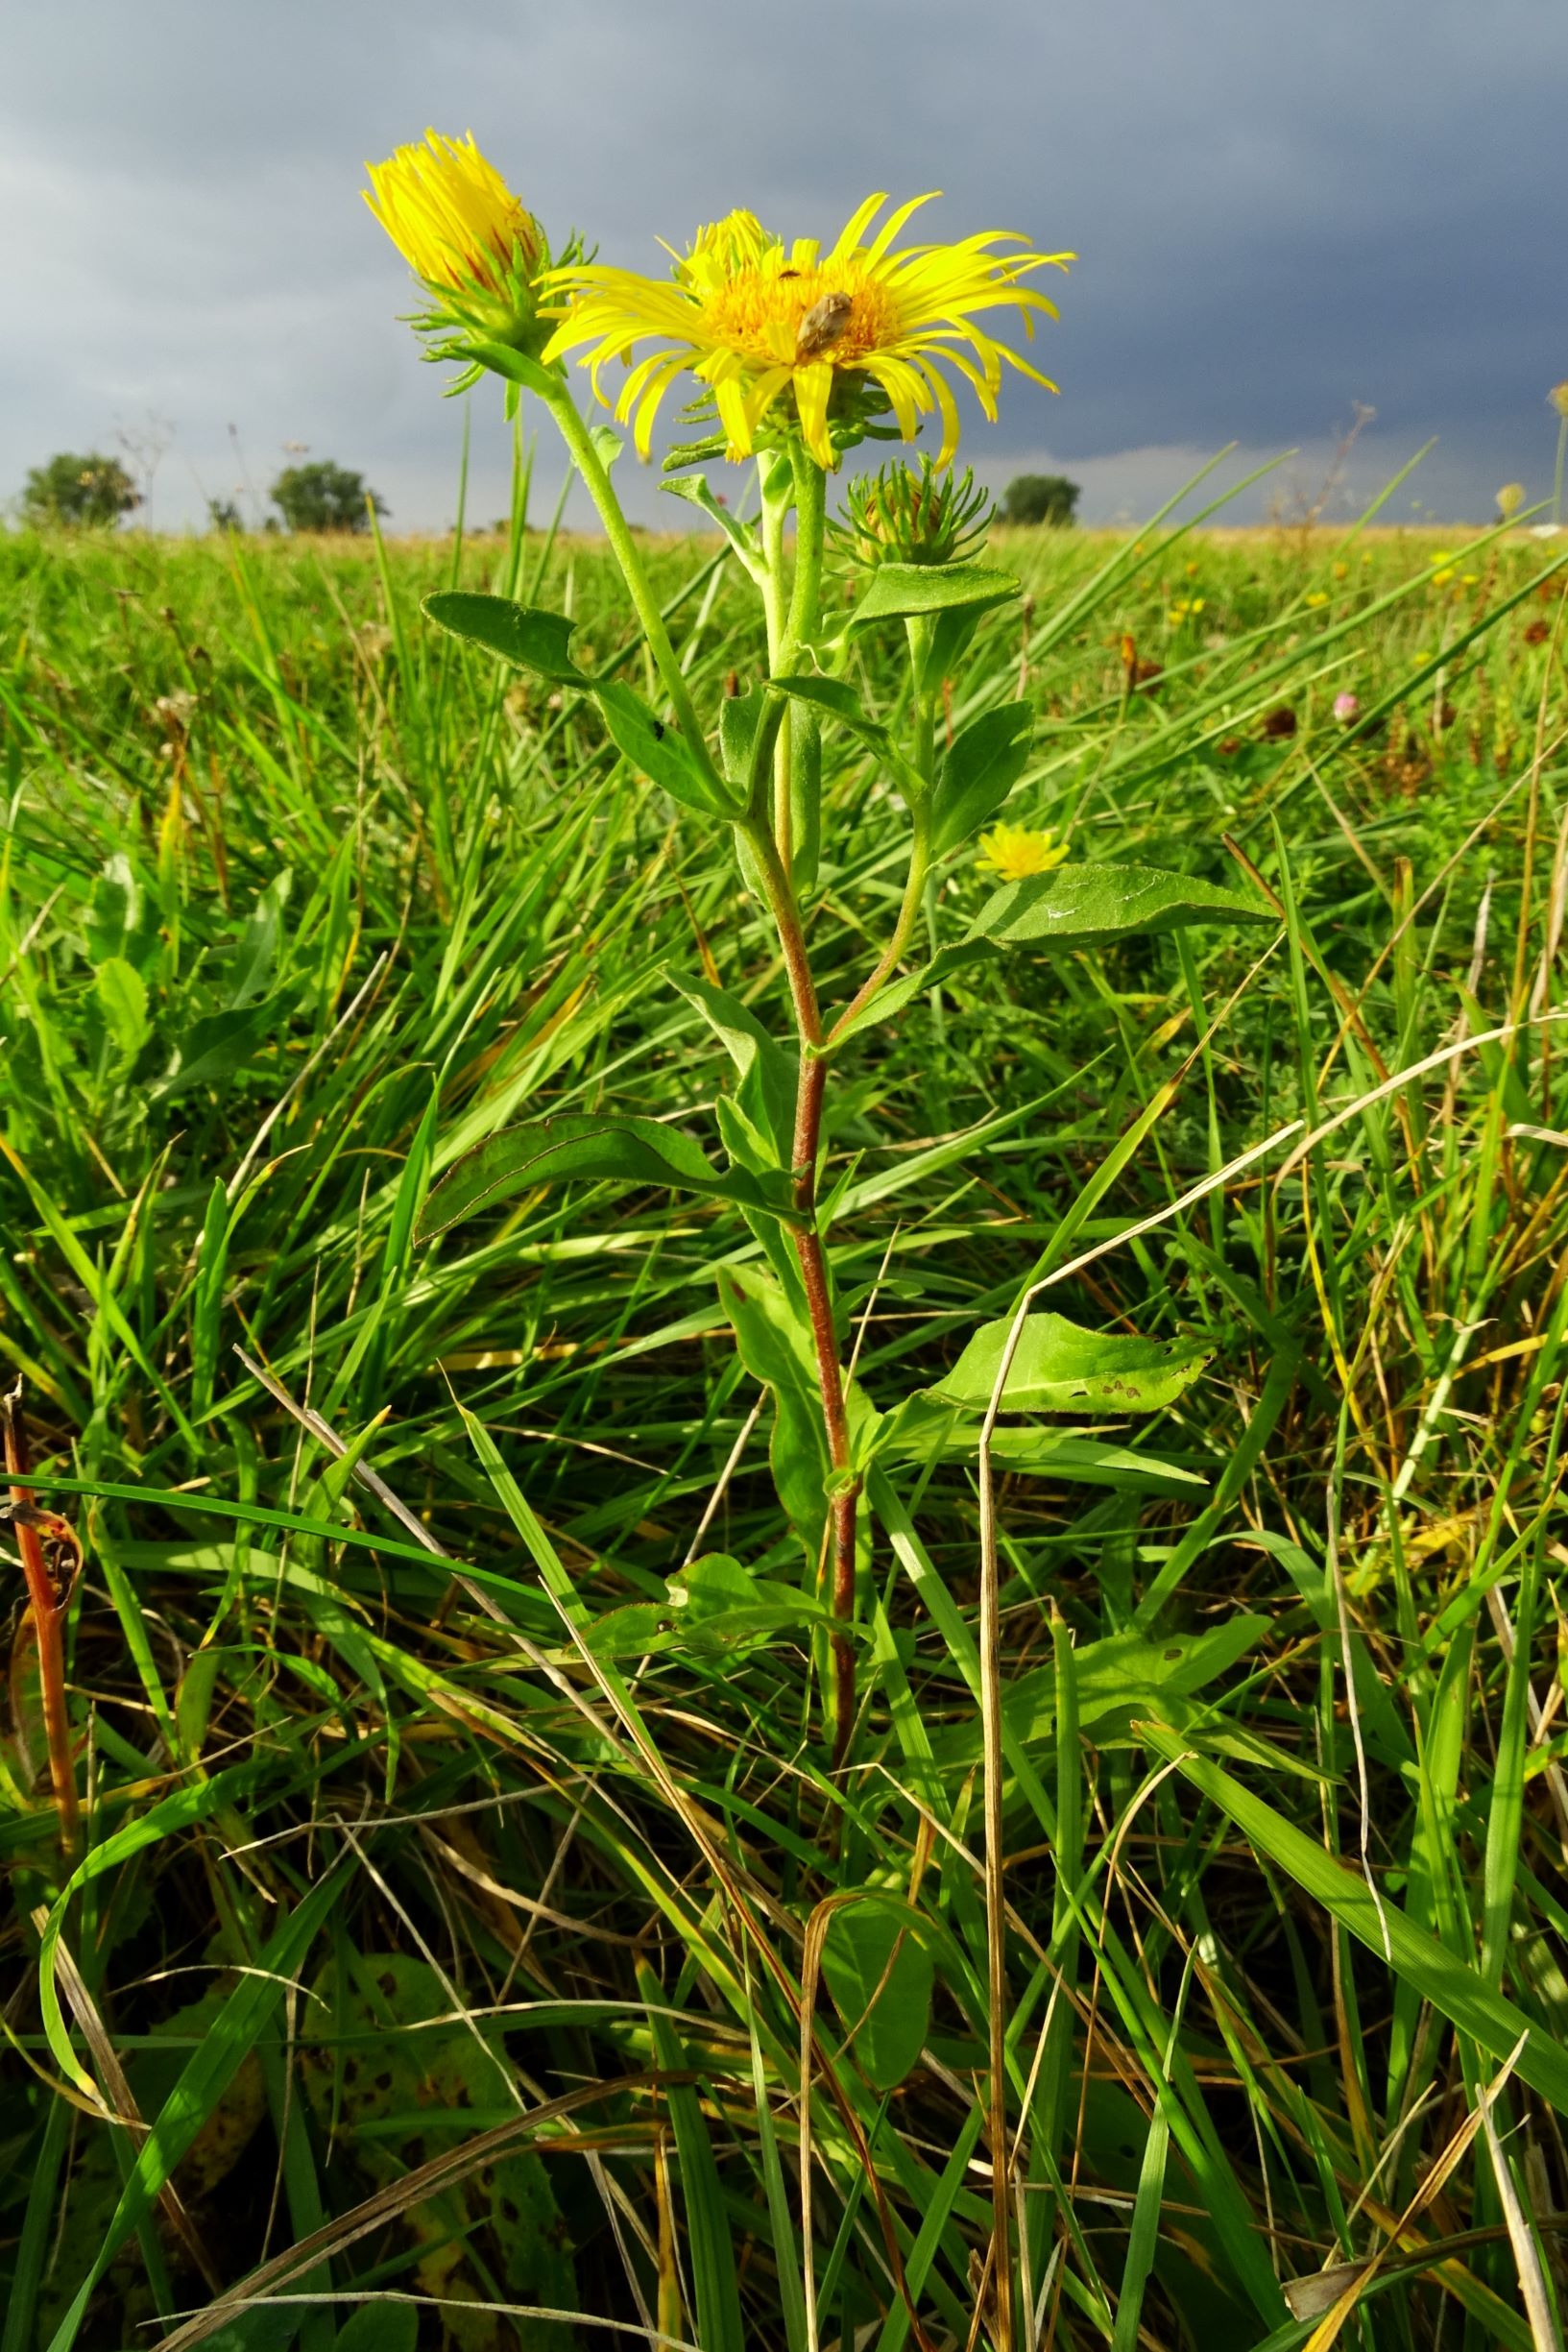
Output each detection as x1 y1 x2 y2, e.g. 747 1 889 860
1432 568 1455 586
1167 596 1204 622
1333 691 1360 724
364 132 565 370
1305 590 1329 607
1551 385 1568 420
1497 482 1526 520
977 821 1068 880
545 196 1072 469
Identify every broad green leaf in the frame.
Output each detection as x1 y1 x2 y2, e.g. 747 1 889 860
418 1112 794 1241
673 972 798 1172
93 956 149 1062
422 591 586 683
1143 1729 1568 2120
848 560 1020 629
228 869 291 1007
932 1619 1272 1766
596 678 738 815
718 681 770 790
302 1953 574 2321
970 861 1273 950
717 1261 839 1576
84 852 156 971
929 700 1034 857
875 1393 1206 1490
717 1263 879 1577
577 1552 832 1659
152 999 281 1101
928 1310 1211 1415
821 1898 935 2090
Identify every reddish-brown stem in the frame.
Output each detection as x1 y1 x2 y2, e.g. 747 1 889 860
3 1382 81 1857
749 824 860 1767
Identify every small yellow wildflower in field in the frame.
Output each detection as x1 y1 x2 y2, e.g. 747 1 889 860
545 197 1072 468
1168 596 1204 622
1551 383 1568 420
1498 482 1526 519
977 822 1068 881
365 130 538 296
1432 568 1455 586
1305 591 1329 607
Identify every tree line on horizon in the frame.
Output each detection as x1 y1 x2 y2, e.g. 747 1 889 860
13 449 1082 536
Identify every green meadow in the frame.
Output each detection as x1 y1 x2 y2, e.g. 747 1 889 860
3 490 1567 2350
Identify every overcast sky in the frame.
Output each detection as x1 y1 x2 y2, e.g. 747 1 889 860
5 0 1565 533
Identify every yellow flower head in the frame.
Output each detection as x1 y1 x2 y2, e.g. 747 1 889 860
1497 481 1526 519
976 822 1069 882
364 130 540 302
543 194 1072 470
1551 383 1568 421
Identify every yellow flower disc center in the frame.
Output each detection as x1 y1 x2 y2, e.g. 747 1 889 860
699 263 898 373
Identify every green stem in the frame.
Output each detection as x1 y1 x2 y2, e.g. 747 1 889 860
828 801 931 1048
543 382 717 779
759 458 794 853
827 643 939 1049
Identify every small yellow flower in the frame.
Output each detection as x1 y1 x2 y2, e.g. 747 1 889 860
1305 590 1329 607
977 822 1068 881
365 130 540 299
1497 481 1526 519
546 197 1072 470
1432 567 1455 586
1333 561 1349 579
1462 572 1479 585
1550 383 1568 421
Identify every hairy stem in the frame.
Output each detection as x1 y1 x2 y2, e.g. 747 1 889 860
543 384 719 780
745 808 859 1765
3 1382 80 1857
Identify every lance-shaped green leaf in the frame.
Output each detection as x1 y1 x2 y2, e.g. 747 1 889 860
848 560 1020 629
422 591 587 684
929 700 1035 857
769 674 925 799
927 1310 1211 1415
663 473 763 572
970 861 1273 950
673 974 798 1173
874 1392 1206 1491
595 680 738 816
418 1113 794 1242
461 341 560 400
820 1898 936 2091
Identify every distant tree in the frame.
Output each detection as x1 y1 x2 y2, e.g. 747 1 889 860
22 451 140 529
269 461 386 534
1001 473 1080 527
206 497 244 533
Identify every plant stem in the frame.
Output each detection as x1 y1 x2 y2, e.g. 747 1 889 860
3 1381 81 1858
829 803 932 1047
744 807 859 1765
827 652 938 1048
759 458 793 852
542 384 718 780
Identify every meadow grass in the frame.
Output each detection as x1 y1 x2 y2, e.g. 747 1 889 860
2 490 1568 2352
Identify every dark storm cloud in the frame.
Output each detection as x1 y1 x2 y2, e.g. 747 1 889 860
4 0 1564 529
